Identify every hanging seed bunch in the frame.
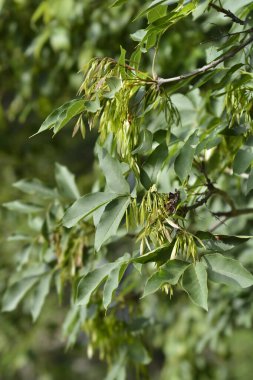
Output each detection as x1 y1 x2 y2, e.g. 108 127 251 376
136 186 183 250
78 58 153 168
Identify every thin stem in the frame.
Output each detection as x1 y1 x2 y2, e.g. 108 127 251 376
213 208 253 218
157 34 253 86
209 2 246 26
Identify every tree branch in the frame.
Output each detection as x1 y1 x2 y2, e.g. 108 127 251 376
213 208 253 218
186 191 212 211
209 2 246 25
157 34 253 86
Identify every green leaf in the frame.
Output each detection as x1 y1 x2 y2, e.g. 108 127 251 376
246 168 253 194
196 231 250 253
132 243 174 264
63 306 84 349
135 0 170 21
174 131 198 182
147 4 167 23
203 253 253 288
141 142 168 188
76 255 129 306
128 341 151 364
2 276 39 312
118 46 126 77
182 262 208 310
63 192 119 228
84 96 101 113
76 264 114 306
103 254 130 309
3 201 43 213
54 100 85 134
143 260 189 297
95 196 130 251
111 0 127 7
130 29 147 42
104 77 122 99
132 129 153 154
233 148 253 174
105 350 126 380
30 272 52 322
97 147 130 194
55 163 80 200
32 99 85 136
13 179 57 198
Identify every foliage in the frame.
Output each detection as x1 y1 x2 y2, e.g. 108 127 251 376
2 0 253 379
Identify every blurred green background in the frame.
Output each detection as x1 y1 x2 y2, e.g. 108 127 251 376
1 1 253 379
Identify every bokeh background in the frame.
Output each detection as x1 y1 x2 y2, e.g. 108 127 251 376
1 1 253 379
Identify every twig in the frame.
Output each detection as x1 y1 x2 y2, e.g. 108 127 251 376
226 28 253 37
210 217 227 232
185 184 236 213
209 2 246 26
186 191 213 211
213 208 253 218
157 34 253 86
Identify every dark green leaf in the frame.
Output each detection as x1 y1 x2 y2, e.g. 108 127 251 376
97 147 130 194
77 255 129 306
147 4 167 23
103 254 130 309
128 341 151 364
111 0 127 7
55 163 80 200
95 197 130 251
132 129 153 155
13 179 57 198
182 262 208 310
203 253 253 288
196 231 250 252
76 264 114 306
143 260 189 297
63 192 119 228
174 131 198 182
246 168 253 194
84 96 101 113
32 99 85 137
95 196 130 251
3 201 43 213
30 272 52 322
141 142 168 188
233 149 253 174
132 242 174 264
2 276 39 312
